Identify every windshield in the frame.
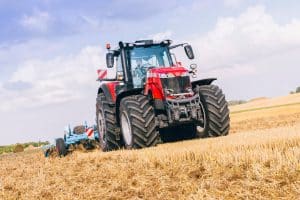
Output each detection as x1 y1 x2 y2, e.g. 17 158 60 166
129 46 172 88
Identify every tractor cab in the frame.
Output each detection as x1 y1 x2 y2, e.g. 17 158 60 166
103 40 197 97
128 43 174 88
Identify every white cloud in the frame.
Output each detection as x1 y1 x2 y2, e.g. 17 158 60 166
148 30 173 41
0 46 106 111
20 10 52 32
167 5 300 100
0 29 174 112
4 5 300 111
191 5 300 75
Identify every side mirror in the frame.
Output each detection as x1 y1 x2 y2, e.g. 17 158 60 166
106 53 114 68
184 45 195 60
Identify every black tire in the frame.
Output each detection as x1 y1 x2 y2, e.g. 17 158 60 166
56 138 67 157
196 84 230 137
120 95 160 149
73 125 85 135
96 93 121 151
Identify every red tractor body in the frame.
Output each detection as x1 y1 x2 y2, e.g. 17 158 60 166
95 40 230 151
144 66 190 100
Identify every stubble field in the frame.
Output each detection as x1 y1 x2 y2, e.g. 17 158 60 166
1 94 300 199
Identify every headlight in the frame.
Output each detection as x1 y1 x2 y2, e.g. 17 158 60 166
167 73 175 78
159 73 168 78
181 72 189 77
165 89 174 95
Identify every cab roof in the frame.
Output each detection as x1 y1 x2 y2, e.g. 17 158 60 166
118 39 172 49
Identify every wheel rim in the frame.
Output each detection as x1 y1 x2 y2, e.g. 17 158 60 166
197 101 207 134
97 109 106 145
121 112 132 146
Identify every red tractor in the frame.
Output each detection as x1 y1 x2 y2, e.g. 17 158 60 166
96 40 230 151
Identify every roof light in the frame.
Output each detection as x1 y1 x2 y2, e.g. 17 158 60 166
135 40 153 45
161 40 172 45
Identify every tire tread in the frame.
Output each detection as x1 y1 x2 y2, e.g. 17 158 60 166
198 85 230 137
120 95 160 149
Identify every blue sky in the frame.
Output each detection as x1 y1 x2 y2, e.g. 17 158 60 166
1 0 300 145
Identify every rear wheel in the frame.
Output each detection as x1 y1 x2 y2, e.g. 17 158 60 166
120 95 160 149
96 93 121 151
196 84 230 137
56 138 67 157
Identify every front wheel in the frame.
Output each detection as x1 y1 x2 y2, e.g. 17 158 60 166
195 84 230 137
120 95 160 149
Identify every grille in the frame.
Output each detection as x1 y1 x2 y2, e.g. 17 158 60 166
160 76 191 94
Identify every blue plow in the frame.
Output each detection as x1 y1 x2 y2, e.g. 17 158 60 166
42 122 100 157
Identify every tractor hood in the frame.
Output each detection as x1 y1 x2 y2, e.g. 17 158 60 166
145 66 193 100
148 66 189 77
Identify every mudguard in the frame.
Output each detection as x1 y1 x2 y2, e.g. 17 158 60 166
191 78 216 88
97 82 120 103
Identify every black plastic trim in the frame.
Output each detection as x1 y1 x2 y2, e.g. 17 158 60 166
191 78 217 88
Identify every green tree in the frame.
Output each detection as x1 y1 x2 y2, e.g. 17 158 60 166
296 87 300 93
